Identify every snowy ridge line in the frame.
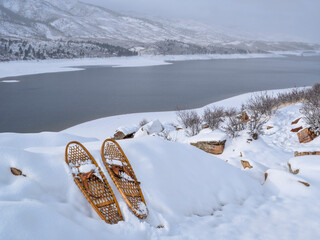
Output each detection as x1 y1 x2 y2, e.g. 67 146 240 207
0 52 301 79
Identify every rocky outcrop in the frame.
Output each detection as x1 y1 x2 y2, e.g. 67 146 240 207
114 125 139 140
10 167 26 177
190 140 226 155
297 128 315 143
241 160 253 169
294 151 320 157
291 126 303 132
291 118 302 125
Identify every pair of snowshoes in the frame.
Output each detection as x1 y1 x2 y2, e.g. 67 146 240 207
65 139 148 224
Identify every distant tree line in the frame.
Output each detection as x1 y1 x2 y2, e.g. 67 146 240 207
153 39 265 55
0 38 137 61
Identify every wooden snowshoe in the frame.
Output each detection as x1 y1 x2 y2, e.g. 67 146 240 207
65 141 123 224
101 139 148 219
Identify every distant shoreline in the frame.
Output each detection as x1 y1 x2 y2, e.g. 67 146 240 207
1 51 319 79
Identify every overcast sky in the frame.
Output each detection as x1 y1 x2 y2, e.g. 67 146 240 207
83 0 320 43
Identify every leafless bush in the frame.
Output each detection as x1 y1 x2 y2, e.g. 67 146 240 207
224 108 238 117
300 83 320 133
202 106 225 130
276 87 306 106
305 83 320 104
139 119 149 127
247 110 268 138
222 116 246 138
176 110 202 136
246 93 277 117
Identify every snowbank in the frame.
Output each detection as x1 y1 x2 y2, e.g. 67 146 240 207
0 133 262 240
1 89 320 239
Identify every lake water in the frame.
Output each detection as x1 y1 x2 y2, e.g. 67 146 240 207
1 55 319 133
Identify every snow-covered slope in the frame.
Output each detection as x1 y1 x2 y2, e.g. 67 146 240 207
1 89 320 239
0 0 231 46
0 0 319 54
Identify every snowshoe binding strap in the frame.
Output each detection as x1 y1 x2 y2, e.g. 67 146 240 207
111 165 140 185
79 170 105 198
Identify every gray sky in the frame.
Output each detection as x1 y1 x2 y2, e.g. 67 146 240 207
83 0 320 43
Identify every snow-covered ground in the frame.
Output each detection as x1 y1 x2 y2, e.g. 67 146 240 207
1 88 320 239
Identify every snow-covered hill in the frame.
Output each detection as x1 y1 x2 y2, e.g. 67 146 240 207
0 0 319 58
1 88 320 239
0 0 230 46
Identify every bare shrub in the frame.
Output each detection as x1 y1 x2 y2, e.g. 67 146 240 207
305 83 320 104
224 108 238 117
300 83 320 133
202 106 225 130
246 93 277 117
247 110 268 138
139 118 149 127
176 110 202 136
276 87 306 106
222 116 245 138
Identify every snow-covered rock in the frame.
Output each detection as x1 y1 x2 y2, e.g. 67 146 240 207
134 120 164 138
114 125 139 140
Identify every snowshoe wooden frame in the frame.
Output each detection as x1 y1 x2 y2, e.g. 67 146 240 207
101 139 148 219
65 141 123 224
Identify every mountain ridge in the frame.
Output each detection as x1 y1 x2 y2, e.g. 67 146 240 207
0 0 319 61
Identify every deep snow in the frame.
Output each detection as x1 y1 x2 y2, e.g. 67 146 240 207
0 89 320 239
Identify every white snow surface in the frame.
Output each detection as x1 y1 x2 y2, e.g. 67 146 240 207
1 80 20 83
1 88 320 239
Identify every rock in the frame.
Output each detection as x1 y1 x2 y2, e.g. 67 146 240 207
252 133 258 140
297 128 315 143
291 117 301 125
114 131 126 140
10 167 26 177
144 120 164 134
202 123 209 129
267 126 273 130
241 160 253 169
291 126 303 132
134 120 164 138
114 131 135 140
190 140 226 155
239 111 249 123
294 151 320 157
114 125 139 140
287 163 299 175
298 181 310 187
264 172 268 181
